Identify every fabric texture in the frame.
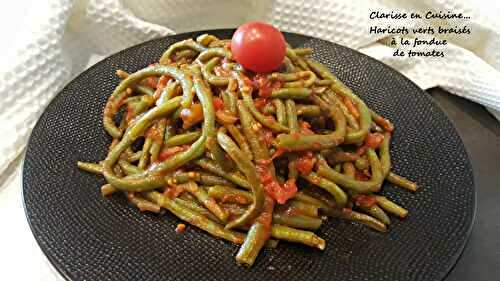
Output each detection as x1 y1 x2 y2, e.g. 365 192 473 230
0 0 498 280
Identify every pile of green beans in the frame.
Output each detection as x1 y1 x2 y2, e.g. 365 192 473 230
78 33 418 267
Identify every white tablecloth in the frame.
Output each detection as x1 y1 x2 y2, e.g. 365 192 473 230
1 0 500 280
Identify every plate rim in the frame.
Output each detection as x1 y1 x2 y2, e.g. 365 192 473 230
21 28 477 281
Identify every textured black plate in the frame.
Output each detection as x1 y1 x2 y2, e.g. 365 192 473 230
23 29 475 281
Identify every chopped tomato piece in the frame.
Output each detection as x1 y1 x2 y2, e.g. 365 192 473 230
180 103 204 129
164 184 185 199
254 98 268 110
353 194 377 208
157 75 169 88
260 128 274 148
143 77 158 89
158 145 190 161
357 133 384 155
365 133 384 149
215 110 238 125
355 170 370 181
213 66 230 77
212 97 224 111
296 152 317 175
342 96 360 119
175 223 186 233
256 163 297 204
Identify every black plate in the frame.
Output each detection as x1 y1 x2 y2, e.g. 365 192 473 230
23 29 475 281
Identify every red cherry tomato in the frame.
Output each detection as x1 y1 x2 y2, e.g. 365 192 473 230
231 22 286 73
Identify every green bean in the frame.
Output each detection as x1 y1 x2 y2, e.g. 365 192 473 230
261 103 275 115
370 109 394 132
156 80 179 106
164 171 200 185
282 56 296 73
233 71 289 133
334 163 342 172
175 49 199 61
334 209 387 232
141 66 214 174
225 124 253 161
286 99 299 133
272 212 322 230
196 34 220 46
103 90 130 138
322 150 359 165
221 90 232 112
323 91 359 130
296 104 321 117
354 157 369 170
126 151 142 163
201 57 229 86
123 96 142 104
315 79 333 86
236 196 274 266
285 200 319 218
273 99 287 126
164 131 201 147
118 160 142 175
196 47 232 63
375 196 408 218
270 71 316 88
273 96 346 151
306 59 370 144
207 135 233 172
77 161 102 174
127 193 161 213
316 149 383 193
181 181 228 222
149 119 166 163
301 172 348 209
115 69 155 96
293 48 313 56
294 192 335 216
102 68 213 191
236 223 268 266
145 191 245 244
216 131 265 230
208 185 253 205
197 172 235 187
138 137 153 169
342 162 356 179
361 205 390 225
195 158 250 189
225 79 238 114
286 48 309 70
159 39 207 65
100 184 117 196
380 132 392 177
287 154 299 179
128 96 154 123
387 172 418 192
111 64 194 128
271 224 325 250
237 100 271 160
174 197 222 223
271 88 311 99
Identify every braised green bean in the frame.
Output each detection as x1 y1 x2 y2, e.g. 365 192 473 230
80 34 420 267
77 161 102 174
387 172 418 192
217 131 264 229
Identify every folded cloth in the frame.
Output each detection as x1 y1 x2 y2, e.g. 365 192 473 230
1 0 499 280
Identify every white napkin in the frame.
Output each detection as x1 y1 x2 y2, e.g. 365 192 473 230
1 0 499 280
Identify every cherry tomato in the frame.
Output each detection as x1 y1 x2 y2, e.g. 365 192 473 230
231 22 286 73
